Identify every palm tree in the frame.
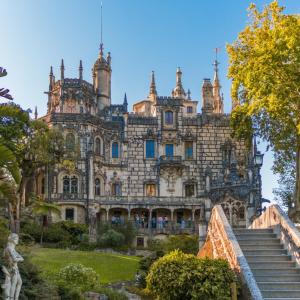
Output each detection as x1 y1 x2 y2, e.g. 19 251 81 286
31 197 61 244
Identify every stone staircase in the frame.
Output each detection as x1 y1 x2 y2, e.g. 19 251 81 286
234 228 300 300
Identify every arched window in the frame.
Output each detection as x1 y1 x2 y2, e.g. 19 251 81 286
95 137 101 155
66 133 75 151
70 176 78 194
63 176 70 193
112 142 119 158
95 178 101 196
165 111 173 125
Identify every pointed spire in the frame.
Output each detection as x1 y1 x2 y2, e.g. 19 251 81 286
148 71 157 101
60 59 65 83
34 106 38 120
172 67 186 98
49 66 54 90
123 93 128 112
79 60 83 81
212 50 223 114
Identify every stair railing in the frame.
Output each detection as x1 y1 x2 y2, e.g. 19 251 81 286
199 205 263 300
251 204 300 266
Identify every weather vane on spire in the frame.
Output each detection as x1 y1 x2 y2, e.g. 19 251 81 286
214 47 221 71
100 1 104 55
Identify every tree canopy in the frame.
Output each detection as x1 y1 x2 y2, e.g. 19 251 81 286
227 1 300 217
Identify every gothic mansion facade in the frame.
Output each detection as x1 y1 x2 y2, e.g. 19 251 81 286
38 44 263 237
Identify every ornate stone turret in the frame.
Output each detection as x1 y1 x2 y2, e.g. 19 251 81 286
172 67 186 98
60 59 64 84
202 78 214 114
92 43 112 110
148 71 157 101
49 66 54 90
212 60 224 114
79 60 83 81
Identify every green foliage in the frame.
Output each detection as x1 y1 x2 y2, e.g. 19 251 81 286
98 221 136 248
99 229 125 247
0 217 9 248
56 263 99 292
93 286 128 300
227 1 300 212
30 247 140 284
146 250 235 300
0 247 59 300
148 235 199 255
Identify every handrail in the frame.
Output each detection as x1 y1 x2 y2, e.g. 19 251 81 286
250 204 300 265
198 205 263 300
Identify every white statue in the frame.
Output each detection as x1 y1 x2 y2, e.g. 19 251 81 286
1 233 24 300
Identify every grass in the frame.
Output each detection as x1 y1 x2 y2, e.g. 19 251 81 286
29 247 140 284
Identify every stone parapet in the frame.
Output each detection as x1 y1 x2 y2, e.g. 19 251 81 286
250 204 300 266
198 205 263 300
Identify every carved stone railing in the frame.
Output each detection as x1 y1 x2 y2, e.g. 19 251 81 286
250 204 300 266
198 205 263 300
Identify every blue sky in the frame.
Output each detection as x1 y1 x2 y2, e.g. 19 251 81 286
1 0 299 202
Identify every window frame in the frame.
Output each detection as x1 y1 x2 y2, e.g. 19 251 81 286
111 142 119 159
145 183 156 197
165 143 174 157
187 106 193 114
164 110 174 125
145 139 155 159
65 208 74 221
185 184 195 197
185 141 193 160
95 178 101 196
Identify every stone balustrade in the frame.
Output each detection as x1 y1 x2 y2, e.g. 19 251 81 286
198 205 263 300
250 204 300 266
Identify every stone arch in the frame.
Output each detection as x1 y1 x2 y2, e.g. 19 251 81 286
58 171 82 194
219 196 246 228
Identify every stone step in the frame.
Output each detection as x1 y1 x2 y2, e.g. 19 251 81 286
258 282 300 291
243 249 288 256
234 228 273 234
255 275 300 283
240 243 284 250
238 239 280 245
246 255 291 262
248 261 296 269
261 290 300 298
252 268 300 276
235 233 277 239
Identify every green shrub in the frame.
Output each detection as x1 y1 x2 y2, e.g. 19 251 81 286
21 222 42 242
148 235 198 255
99 229 125 247
163 235 199 254
93 286 128 300
98 221 136 247
19 233 35 246
57 263 99 293
43 223 72 243
146 250 235 300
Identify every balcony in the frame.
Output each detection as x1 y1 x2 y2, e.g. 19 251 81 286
94 195 201 205
157 155 183 168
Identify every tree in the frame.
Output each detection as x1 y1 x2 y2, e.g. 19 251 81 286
31 196 61 244
146 250 234 300
227 1 300 219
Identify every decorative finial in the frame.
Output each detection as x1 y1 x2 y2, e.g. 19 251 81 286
79 60 83 81
187 89 191 100
107 52 111 65
60 59 65 83
34 106 38 120
172 67 186 98
99 2 104 56
123 92 128 112
49 66 54 90
149 71 157 100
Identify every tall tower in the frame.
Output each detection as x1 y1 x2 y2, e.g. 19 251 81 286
93 45 112 110
148 71 157 101
92 3 111 110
